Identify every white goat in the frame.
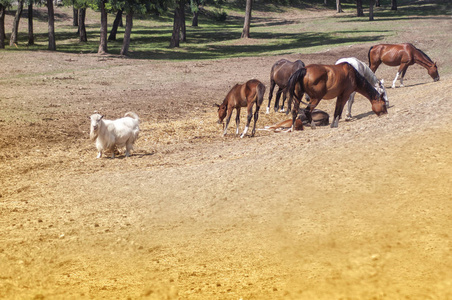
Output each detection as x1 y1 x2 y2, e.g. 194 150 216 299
89 112 140 158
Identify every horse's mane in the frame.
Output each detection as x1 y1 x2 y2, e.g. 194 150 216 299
347 63 379 100
222 83 240 105
412 44 434 63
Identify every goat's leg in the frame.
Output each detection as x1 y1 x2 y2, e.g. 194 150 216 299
97 151 102 159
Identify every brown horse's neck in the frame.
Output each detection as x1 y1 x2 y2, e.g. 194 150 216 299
413 48 434 69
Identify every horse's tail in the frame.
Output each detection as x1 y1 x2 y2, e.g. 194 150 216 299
256 82 266 107
288 67 307 101
368 46 374 67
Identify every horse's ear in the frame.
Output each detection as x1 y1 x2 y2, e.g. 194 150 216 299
213 103 220 108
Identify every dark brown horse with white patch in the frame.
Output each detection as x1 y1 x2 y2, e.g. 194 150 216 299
216 79 266 138
267 59 306 114
368 43 439 88
288 63 387 130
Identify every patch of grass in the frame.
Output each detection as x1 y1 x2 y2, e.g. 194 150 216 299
1 0 449 60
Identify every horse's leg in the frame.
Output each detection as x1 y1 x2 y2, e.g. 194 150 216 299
235 107 241 135
223 106 234 136
345 92 356 121
331 95 348 128
241 103 253 138
305 98 320 129
280 89 289 113
267 80 275 114
392 63 409 88
274 87 282 112
251 101 261 137
289 96 301 132
400 64 409 87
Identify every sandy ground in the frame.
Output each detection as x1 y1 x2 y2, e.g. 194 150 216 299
1 10 452 300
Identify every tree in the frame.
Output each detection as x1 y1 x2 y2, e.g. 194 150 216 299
72 0 78 26
356 0 363 17
336 0 342 13
169 0 185 47
27 0 34 45
190 0 203 27
241 0 252 38
108 9 123 41
0 2 6 48
369 0 374 21
10 0 24 46
47 0 56 50
120 10 133 55
78 8 87 42
391 0 397 10
98 0 107 54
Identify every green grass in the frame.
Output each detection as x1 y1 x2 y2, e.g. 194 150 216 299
2 0 450 60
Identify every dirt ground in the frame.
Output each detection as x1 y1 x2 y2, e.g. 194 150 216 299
1 10 452 300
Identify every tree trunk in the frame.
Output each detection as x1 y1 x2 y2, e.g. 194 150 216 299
79 8 87 42
47 0 56 50
180 0 186 42
120 11 133 56
375 0 380 7
73 6 78 27
0 4 5 49
109 9 123 41
27 2 34 45
98 0 108 54
356 0 364 16
369 0 374 21
10 0 24 46
336 0 342 13
192 10 199 27
391 0 397 10
324 0 327 5
241 0 252 38
169 1 183 48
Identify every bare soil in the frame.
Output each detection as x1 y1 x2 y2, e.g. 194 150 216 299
1 11 451 300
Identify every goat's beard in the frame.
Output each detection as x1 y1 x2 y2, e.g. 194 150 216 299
90 128 99 141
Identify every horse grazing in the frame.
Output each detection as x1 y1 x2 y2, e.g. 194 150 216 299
259 109 329 132
267 59 306 114
216 79 266 138
368 43 439 88
336 57 388 121
288 63 387 130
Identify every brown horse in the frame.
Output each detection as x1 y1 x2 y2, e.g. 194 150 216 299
288 63 387 130
368 43 439 88
267 59 306 114
216 79 266 138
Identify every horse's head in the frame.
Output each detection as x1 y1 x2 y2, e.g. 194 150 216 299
215 103 227 124
429 62 440 82
375 79 389 107
371 93 388 116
